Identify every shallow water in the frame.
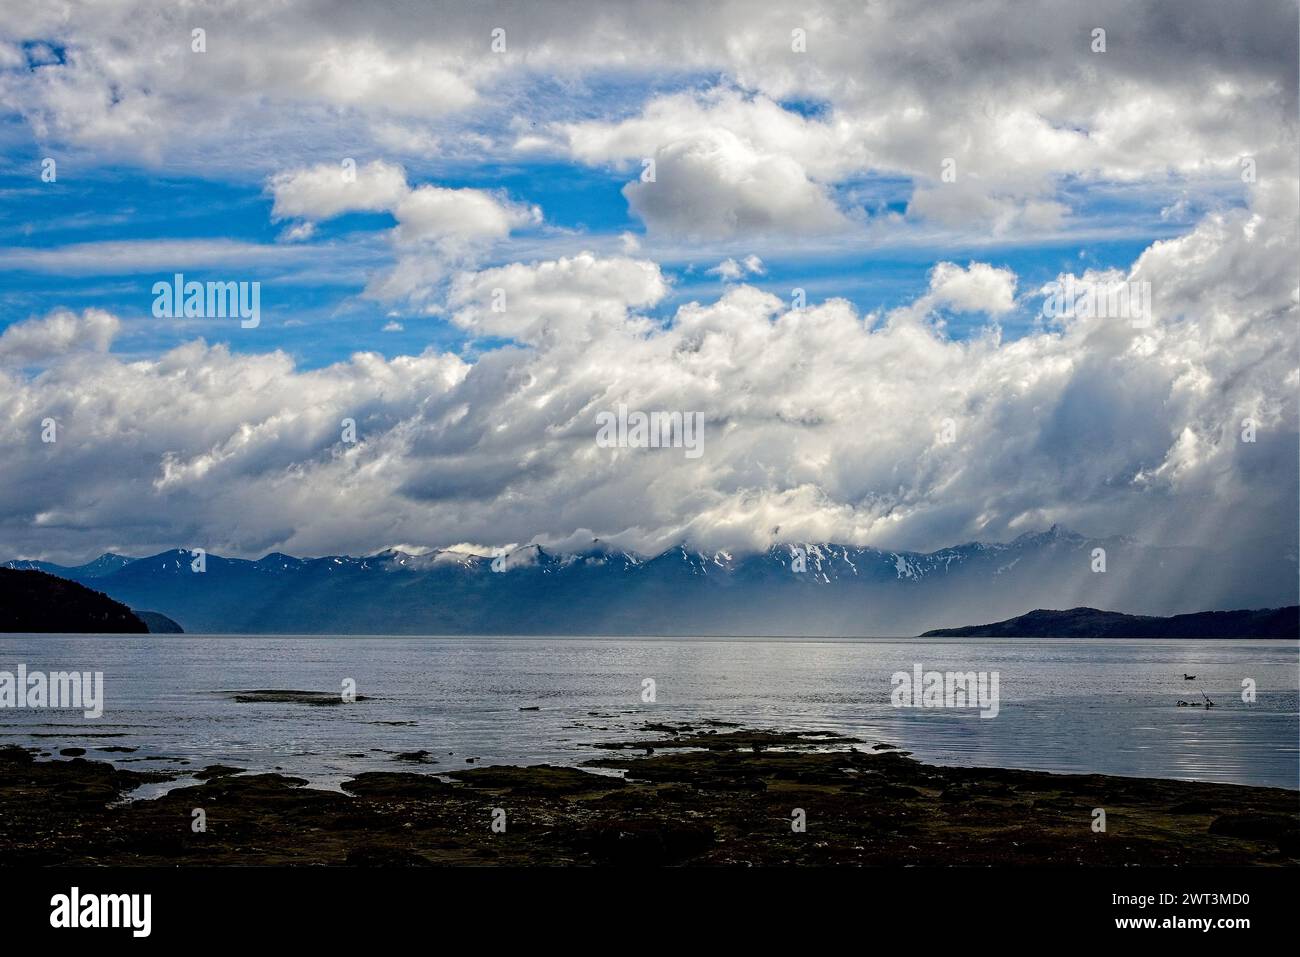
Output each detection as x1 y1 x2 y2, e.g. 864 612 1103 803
0 635 1295 791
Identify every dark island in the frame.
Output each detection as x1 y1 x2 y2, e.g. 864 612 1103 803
1 725 1295 866
134 610 185 633
922 606 1299 639
0 568 182 634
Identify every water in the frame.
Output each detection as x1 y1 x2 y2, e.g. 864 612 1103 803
0 635 1296 792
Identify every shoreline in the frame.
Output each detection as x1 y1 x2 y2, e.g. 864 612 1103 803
7 632 1298 640
2 725 1296 866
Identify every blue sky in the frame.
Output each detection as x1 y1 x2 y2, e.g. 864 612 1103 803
0 156 1230 369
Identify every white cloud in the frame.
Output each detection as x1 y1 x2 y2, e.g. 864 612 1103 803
394 185 538 248
562 89 862 181
369 121 440 155
266 160 541 302
707 259 744 281
907 183 1071 234
447 252 668 345
0 239 309 274
623 129 848 238
269 160 409 222
1 0 1292 245
707 255 765 281
277 222 316 243
924 262 1018 315
3 175 1294 565
0 308 119 364
0 40 23 69
296 40 480 117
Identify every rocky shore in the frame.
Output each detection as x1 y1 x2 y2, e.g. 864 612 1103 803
1 726 1296 866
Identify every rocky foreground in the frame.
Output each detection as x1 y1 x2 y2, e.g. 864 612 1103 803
1 726 1296 866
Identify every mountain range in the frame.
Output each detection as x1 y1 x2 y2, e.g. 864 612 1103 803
5 526 1295 636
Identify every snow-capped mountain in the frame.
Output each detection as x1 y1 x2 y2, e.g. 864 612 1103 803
5 526 1293 636
4 552 136 579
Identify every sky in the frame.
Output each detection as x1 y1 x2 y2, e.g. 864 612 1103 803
0 0 1296 566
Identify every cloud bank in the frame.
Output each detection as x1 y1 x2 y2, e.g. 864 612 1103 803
3 180 1294 564
0 0 1294 586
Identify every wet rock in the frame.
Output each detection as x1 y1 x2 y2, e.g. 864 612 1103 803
394 750 437 764
1209 812 1300 853
227 689 369 706
193 765 246 781
341 772 449 799
453 764 625 795
171 773 317 807
4 727 1297 867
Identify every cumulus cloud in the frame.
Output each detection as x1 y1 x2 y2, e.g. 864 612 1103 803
267 159 540 301
0 309 119 365
3 168 1294 565
550 3 1295 236
561 89 860 237
446 252 668 345
269 160 409 222
0 4 493 165
621 129 848 239
562 90 859 179
923 262 1018 316
394 184 538 248
2 0 1294 243
268 159 537 249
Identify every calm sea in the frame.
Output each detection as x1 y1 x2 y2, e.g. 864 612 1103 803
0 635 1296 792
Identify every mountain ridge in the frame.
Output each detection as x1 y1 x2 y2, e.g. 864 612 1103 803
5 527 1294 636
